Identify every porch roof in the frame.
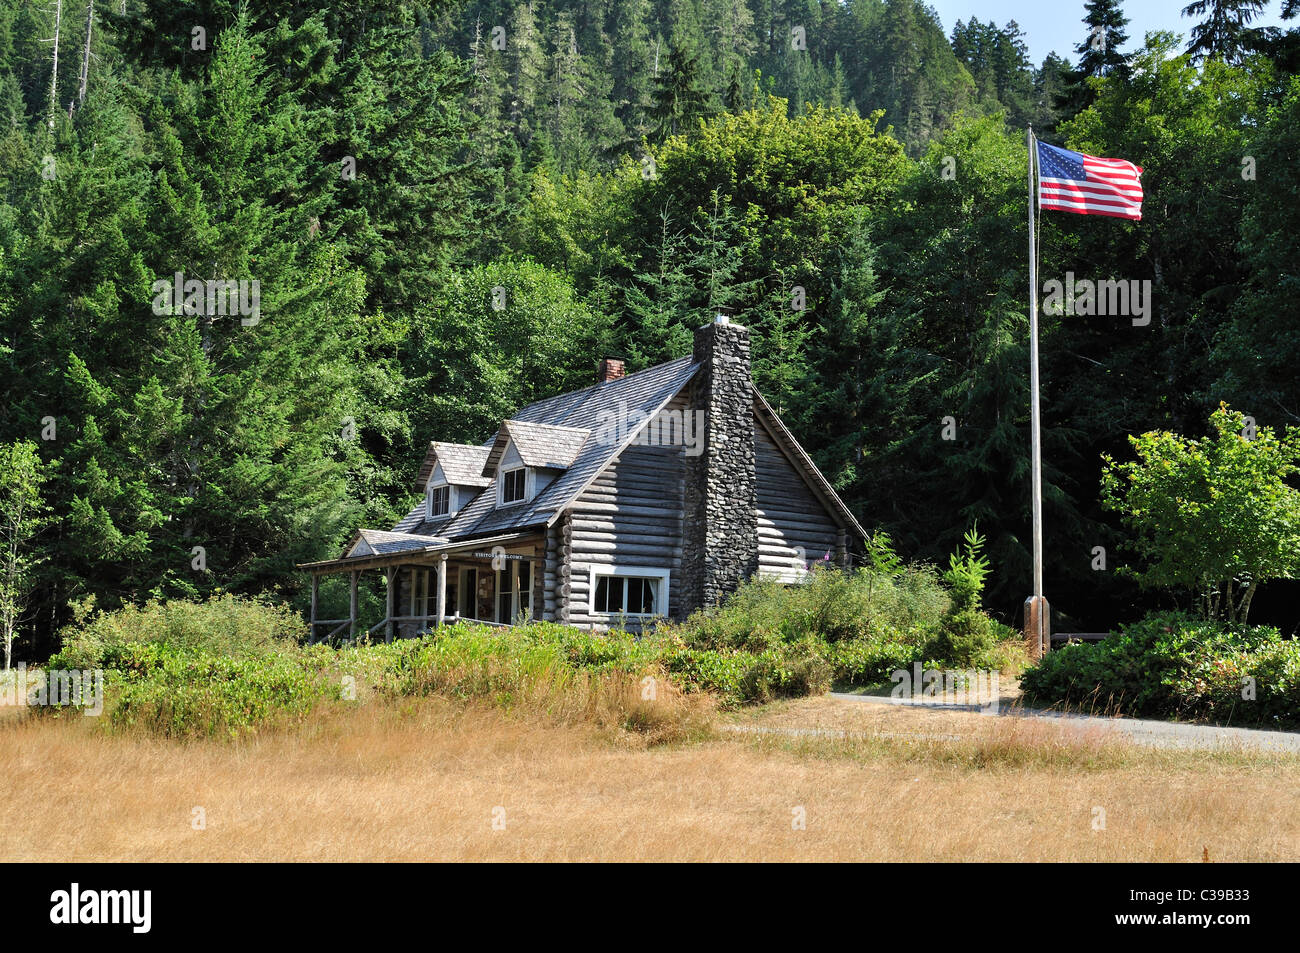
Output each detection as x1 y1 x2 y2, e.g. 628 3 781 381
297 531 540 575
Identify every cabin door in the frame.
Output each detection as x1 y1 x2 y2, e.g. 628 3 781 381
459 568 478 619
495 559 533 624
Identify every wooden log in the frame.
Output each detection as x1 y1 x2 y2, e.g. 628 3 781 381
310 574 318 631
570 501 688 520
349 570 359 639
384 566 396 643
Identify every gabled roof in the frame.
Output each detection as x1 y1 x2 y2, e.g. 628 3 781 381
414 442 493 491
389 352 864 545
394 356 698 538
752 391 867 540
347 528 449 557
483 420 590 474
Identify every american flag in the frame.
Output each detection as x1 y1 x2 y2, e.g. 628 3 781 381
1037 141 1143 221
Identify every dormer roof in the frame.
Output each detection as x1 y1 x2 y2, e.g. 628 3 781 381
482 420 590 474
414 441 493 491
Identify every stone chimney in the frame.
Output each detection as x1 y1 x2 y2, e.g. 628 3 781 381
681 315 759 611
596 358 625 384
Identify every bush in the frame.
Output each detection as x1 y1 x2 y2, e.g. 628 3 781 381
662 554 1022 691
51 549 1030 740
929 608 998 667
659 640 831 707
108 648 334 740
666 564 953 653
51 594 305 670
1021 611 1300 726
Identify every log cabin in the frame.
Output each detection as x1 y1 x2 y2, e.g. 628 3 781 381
299 316 865 639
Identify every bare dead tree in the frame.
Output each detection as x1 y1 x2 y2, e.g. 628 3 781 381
46 0 63 131
78 1 93 106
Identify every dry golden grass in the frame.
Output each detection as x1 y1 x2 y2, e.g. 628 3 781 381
3 693 1298 862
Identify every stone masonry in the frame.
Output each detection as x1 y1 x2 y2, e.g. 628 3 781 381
680 317 759 611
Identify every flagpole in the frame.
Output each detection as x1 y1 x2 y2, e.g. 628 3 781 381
1027 125 1045 655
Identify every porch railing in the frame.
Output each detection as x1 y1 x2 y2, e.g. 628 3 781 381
309 613 511 645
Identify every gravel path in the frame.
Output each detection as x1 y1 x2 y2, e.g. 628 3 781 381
828 692 1300 753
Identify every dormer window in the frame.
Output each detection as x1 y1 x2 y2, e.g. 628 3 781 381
427 484 451 519
500 468 527 506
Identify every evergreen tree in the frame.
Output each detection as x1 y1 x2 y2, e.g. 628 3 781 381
1058 0 1131 120
649 45 715 141
1182 0 1268 63
1075 0 1130 78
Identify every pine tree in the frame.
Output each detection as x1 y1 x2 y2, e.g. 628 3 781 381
610 0 656 150
649 45 715 141
1075 0 1130 78
1182 0 1268 63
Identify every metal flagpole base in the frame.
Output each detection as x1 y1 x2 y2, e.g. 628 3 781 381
1023 595 1051 659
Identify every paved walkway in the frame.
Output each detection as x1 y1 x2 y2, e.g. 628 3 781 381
827 692 1300 753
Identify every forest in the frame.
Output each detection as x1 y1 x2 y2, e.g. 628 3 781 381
1 0 1299 660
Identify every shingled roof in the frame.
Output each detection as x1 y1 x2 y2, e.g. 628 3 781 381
394 355 697 538
383 350 865 546
347 528 448 557
483 420 590 473
413 442 493 491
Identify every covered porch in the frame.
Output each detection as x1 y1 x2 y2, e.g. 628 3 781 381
298 531 545 644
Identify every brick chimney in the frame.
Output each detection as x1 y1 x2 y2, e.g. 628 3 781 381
681 315 758 611
597 358 625 384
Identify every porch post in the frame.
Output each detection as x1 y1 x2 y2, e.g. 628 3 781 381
349 570 359 639
385 566 396 643
310 574 319 641
435 553 448 627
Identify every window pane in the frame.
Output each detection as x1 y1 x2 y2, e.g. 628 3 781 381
627 577 645 614
504 470 525 502
609 578 625 612
517 561 531 615
594 576 609 613
642 579 656 615
430 486 450 516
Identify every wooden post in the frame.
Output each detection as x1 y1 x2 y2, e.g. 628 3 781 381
1024 596 1050 660
310 574 319 641
435 554 448 627
385 567 396 643
349 570 359 639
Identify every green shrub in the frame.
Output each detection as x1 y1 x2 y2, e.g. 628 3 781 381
666 563 950 651
108 647 334 740
826 636 926 685
51 594 305 670
1021 611 1300 725
931 608 998 667
660 639 831 707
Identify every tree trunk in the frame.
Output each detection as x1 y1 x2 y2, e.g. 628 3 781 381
48 0 62 131
77 1 93 106
1238 578 1259 624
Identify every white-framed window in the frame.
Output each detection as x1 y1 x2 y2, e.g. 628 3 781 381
587 566 670 618
427 483 451 519
499 467 528 506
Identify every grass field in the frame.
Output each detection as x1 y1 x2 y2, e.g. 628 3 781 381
3 696 1297 862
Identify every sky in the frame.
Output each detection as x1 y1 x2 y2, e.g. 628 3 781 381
925 0 1291 65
